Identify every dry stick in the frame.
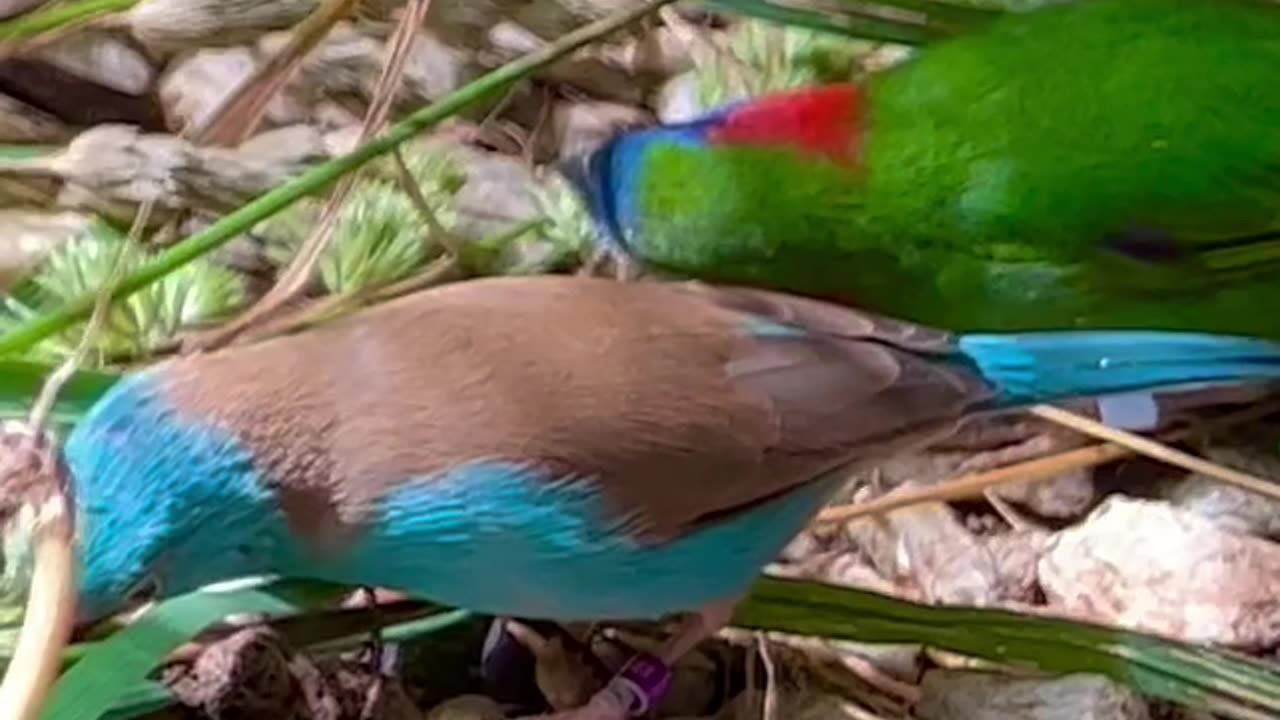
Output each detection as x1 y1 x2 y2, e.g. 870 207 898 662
24 202 152 432
817 399 1280 524
391 147 464 256
191 0 363 147
1027 403 1280 499
191 0 434 352
0 492 75 720
0 200 154 720
756 634 779 720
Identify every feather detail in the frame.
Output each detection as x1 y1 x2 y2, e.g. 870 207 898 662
958 331 1280 405
707 84 866 167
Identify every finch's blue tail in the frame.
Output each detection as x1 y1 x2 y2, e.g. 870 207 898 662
957 331 1280 406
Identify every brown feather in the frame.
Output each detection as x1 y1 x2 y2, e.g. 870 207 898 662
155 276 995 545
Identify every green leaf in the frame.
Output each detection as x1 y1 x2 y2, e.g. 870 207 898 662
0 361 117 425
39 579 470 720
40 579 349 720
737 577 1280 720
261 147 464 296
0 224 248 364
0 0 141 44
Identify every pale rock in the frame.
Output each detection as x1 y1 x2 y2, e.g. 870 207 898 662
551 101 650 160
0 93 71 143
599 26 695 79
128 0 318 53
0 211 95 291
35 31 155 96
261 24 482 112
984 528 1051 603
487 21 647 105
916 671 1149 720
421 0 513 49
653 71 703 123
509 0 644 40
994 467 1096 520
428 143 541 240
0 0 46 19
1039 497 1280 648
49 123 329 220
159 47 305 133
1161 438 1280 538
846 494 1001 606
425 694 505 720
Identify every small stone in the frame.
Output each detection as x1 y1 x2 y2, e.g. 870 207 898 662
425 695 505 720
551 101 650 160
160 47 300 133
652 71 703 123
0 0 47 19
420 141 541 240
168 628 311 720
916 671 1149 720
0 211 96 292
34 30 155 97
0 93 72 143
1161 436 1280 538
1039 496 1280 648
128 0 319 53
847 492 1001 606
984 528 1051 603
261 24 482 113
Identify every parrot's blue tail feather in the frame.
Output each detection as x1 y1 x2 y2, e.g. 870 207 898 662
957 331 1280 406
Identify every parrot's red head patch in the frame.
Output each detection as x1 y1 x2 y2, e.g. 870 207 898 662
707 84 866 167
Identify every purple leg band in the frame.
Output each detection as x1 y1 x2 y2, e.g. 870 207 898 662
607 653 673 717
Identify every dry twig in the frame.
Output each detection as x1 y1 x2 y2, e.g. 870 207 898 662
818 399 1280 524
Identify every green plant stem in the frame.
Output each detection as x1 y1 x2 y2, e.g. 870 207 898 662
0 0 140 44
0 0 677 359
703 0 943 44
736 577 1280 720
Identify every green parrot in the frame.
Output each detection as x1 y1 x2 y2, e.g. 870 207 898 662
563 0 1280 338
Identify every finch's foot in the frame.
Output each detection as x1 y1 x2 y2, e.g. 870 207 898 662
509 599 738 720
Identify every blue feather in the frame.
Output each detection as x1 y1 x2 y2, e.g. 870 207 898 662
957 331 1280 405
572 112 730 255
329 463 837 621
66 371 288 624
67 371 839 624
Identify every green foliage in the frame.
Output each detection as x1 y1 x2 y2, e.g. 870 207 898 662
693 18 892 110
737 577 1280 720
0 361 117 425
260 148 466 296
521 174 597 272
0 0 141 44
0 225 246 365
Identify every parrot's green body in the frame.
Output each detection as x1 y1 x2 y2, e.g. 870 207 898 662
568 0 1280 337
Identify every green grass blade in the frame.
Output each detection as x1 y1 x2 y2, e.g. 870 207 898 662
737 577 1280 720
41 579 348 720
0 0 141 44
95 606 474 720
100 683 170 720
0 0 678 359
701 0 944 44
0 361 118 424
0 145 58 161
701 0 1000 43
